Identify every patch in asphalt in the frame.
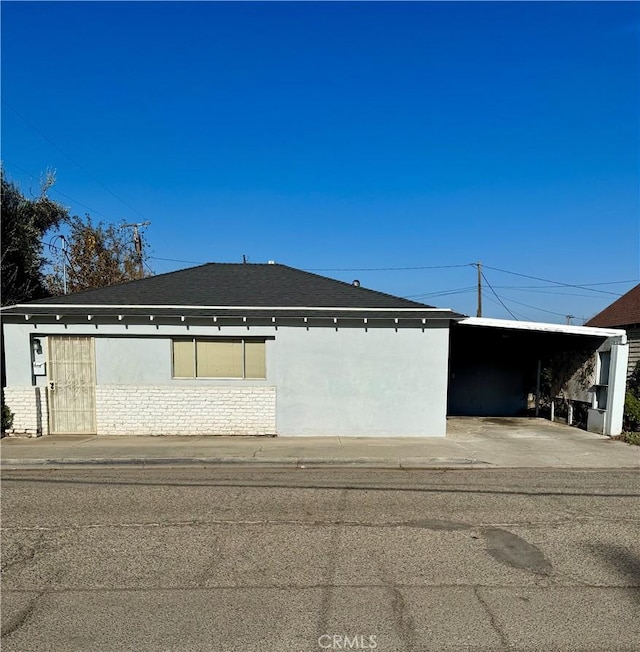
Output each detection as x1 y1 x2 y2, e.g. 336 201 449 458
482 527 553 575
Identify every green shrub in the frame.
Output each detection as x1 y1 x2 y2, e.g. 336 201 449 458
628 360 640 398
618 431 640 446
1 400 14 432
623 392 640 433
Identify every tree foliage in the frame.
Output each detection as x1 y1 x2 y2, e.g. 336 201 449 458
1 168 69 306
45 214 151 295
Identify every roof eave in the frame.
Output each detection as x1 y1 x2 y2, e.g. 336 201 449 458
3 306 465 323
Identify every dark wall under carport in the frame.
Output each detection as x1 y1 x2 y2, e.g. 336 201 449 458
447 323 605 417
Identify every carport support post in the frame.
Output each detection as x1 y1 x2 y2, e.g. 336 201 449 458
604 341 629 436
535 359 541 417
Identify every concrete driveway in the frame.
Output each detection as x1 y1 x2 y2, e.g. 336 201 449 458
445 416 639 468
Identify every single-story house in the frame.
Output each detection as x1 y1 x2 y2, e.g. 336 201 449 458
1 262 629 438
585 283 640 380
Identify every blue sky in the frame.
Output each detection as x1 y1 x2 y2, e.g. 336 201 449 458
2 1 638 322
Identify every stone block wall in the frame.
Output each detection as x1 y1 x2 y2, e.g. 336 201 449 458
3 386 48 436
94 385 276 436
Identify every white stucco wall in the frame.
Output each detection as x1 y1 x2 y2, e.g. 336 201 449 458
271 323 450 437
586 338 629 436
2 318 450 437
603 340 628 437
95 337 173 384
3 322 36 386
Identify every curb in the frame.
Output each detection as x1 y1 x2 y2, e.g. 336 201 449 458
1 457 299 468
0 456 494 469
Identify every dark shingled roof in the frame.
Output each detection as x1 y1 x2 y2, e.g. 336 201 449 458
1 263 464 320
585 284 640 328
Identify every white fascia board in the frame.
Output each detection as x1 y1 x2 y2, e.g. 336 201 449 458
459 317 627 343
3 304 458 313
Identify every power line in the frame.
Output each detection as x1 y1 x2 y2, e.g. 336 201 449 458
406 280 637 301
304 262 633 301
494 295 578 318
305 263 473 272
149 255 208 265
417 289 477 299
3 98 149 220
480 270 519 320
405 286 477 299
412 286 613 300
483 295 531 321
482 264 622 296
495 280 638 290
410 283 605 321
491 287 621 299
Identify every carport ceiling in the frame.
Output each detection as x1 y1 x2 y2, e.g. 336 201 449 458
450 322 607 359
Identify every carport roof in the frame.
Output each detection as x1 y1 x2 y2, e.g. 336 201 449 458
458 317 627 342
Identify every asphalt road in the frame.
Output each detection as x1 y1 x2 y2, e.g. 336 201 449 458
2 466 639 652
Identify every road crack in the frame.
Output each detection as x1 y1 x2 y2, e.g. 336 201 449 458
390 585 418 652
473 586 509 650
315 488 348 646
4 514 636 533
1 591 44 639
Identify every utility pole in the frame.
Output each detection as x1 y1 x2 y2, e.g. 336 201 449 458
121 221 151 279
476 261 482 317
565 315 575 325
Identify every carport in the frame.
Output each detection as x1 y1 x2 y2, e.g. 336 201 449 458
447 317 628 436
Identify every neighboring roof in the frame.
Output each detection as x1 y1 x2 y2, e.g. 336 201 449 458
585 284 640 328
459 317 627 343
1 262 464 321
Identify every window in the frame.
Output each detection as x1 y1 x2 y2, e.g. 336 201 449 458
172 338 266 379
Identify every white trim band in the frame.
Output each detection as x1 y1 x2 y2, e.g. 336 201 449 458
459 317 627 342
6 303 457 313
